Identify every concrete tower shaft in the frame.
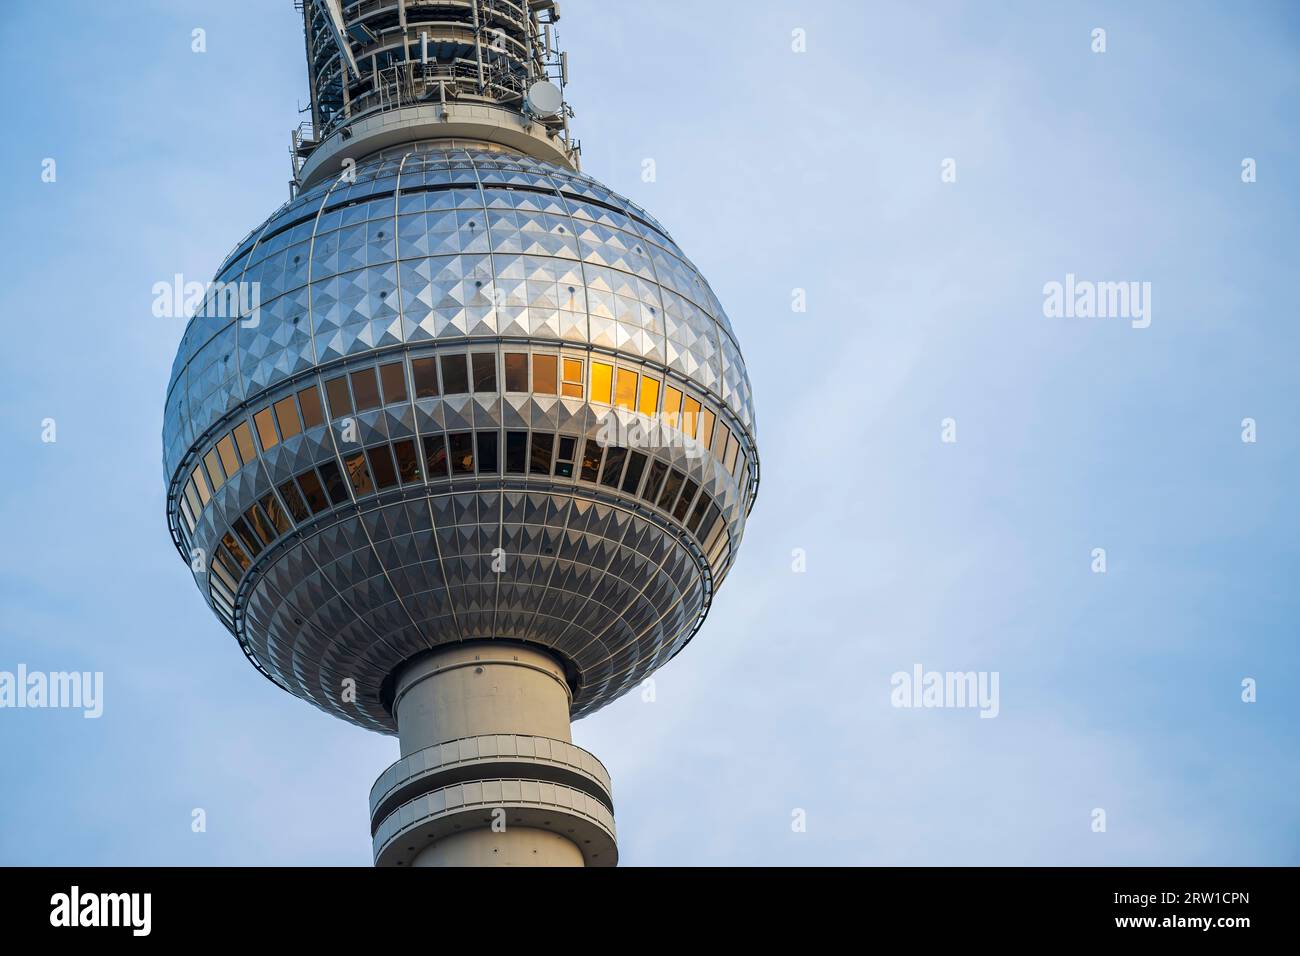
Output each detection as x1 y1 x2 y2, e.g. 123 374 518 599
293 0 578 189
370 643 617 866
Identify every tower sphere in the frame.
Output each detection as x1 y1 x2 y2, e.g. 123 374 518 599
163 143 758 731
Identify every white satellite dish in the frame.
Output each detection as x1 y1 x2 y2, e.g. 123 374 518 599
525 80 563 117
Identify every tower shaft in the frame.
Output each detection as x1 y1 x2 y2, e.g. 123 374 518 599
369 644 617 866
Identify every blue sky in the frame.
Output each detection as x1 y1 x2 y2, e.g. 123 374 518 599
0 0 1297 865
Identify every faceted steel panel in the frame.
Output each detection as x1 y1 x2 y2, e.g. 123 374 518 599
162 142 758 733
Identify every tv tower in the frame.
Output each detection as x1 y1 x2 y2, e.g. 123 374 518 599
163 0 758 866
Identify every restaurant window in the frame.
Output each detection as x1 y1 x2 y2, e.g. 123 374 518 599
233 421 257 464
191 466 211 505
590 361 613 404
254 406 278 450
179 497 196 534
505 431 528 474
274 395 302 440
412 357 439 398
642 459 668 504
657 469 685 511
561 358 583 398
504 353 529 392
471 353 497 393
554 436 576 477
682 396 702 439
702 506 726 554
295 470 330 514
673 479 699 522
366 445 399 489
476 431 499 473
687 494 711 535
449 432 475 474
325 376 352 418
277 480 310 522
210 552 240 592
713 424 732 461
350 367 381 411
217 434 240 477
638 375 660 417
422 434 449 479
662 386 683 429
244 505 276 546
440 354 469 394
533 354 558 395
231 517 262 558
379 362 407 404
580 440 603 482
707 529 730 568
210 574 234 604
392 439 421 484
297 386 325 429
621 451 647 495
184 478 203 515
221 533 251 571
698 408 716 452
614 368 637 411
203 448 226 492
344 451 374 497
530 432 554 474
697 504 722 547
724 432 741 474
259 492 292 535
600 446 627 488
318 460 350 504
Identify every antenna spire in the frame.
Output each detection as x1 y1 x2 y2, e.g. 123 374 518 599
292 0 578 188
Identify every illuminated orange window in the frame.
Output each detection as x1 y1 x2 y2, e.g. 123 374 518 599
324 376 352 417
682 396 702 438
707 528 730 568
504 353 529 393
191 465 211 505
274 396 302 439
216 434 240 477
203 448 226 491
221 532 251 571
254 407 278 450
379 362 407 403
534 354 558 395
662 386 683 429
297 386 325 428
698 407 716 450
590 361 613 404
615 368 638 410
233 422 256 464
210 552 239 592
638 375 660 417
713 422 731 460
180 498 196 533
724 430 740 474
561 358 584 398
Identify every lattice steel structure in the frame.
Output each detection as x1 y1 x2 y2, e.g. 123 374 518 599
163 0 758 867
